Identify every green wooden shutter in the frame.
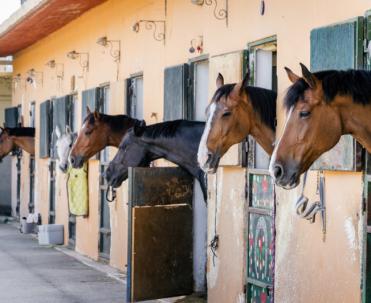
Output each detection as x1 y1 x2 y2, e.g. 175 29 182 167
163 64 191 121
81 88 99 121
4 107 19 128
310 17 364 171
39 100 51 158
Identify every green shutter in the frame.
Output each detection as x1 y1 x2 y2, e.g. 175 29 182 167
310 17 364 171
163 64 191 121
39 100 51 158
4 107 19 128
81 88 98 121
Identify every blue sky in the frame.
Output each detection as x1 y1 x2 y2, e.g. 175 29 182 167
0 2 21 23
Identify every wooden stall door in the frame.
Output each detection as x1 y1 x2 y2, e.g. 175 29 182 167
246 170 275 303
127 167 194 302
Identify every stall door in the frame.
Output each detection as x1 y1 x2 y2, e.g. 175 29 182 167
127 167 194 302
246 38 277 303
246 170 275 303
98 85 111 259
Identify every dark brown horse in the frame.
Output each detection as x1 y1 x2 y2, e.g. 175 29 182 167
270 63 371 189
0 127 35 160
198 73 277 173
69 108 142 168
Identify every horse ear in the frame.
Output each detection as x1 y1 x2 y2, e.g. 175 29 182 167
55 126 61 139
239 71 250 94
133 120 146 137
94 110 100 121
300 63 317 88
216 73 224 88
65 125 71 134
284 67 300 83
86 106 91 115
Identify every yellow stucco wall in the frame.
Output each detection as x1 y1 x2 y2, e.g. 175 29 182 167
10 0 371 302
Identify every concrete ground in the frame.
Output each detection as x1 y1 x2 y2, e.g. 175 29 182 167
0 222 205 303
0 223 126 303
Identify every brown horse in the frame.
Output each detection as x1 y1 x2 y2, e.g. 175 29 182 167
270 63 371 189
0 127 35 160
198 73 277 173
69 108 142 168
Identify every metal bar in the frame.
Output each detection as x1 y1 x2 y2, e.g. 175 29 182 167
247 277 272 289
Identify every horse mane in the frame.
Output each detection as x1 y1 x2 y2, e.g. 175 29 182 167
141 120 204 139
85 113 140 133
213 83 277 130
3 127 35 137
284 69 371 111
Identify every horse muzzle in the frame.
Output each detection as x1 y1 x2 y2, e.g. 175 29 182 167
59 163 68 173
202 152 221 174
270 161 300 189
105 165 128 188
70 155 85 169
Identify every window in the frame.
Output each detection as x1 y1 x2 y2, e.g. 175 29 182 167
127 75 144 119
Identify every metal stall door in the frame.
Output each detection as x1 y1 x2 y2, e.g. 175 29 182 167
127 167 194 302
246 170 275 303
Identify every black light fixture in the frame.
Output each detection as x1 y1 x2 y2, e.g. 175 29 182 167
96 36 121 63
132 20 166 44
46 59 64 80
191 0 228 26
66 50 89 72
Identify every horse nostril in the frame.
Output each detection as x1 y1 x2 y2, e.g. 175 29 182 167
273 164 284 180
70 157 75 164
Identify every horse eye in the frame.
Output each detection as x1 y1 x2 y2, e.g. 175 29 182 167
299 111 311 118
222 111 232 118
69 144 72 148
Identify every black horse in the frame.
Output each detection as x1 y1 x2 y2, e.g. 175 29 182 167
105 120 207 202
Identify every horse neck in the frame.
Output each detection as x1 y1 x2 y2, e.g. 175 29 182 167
12 137 35 155
250 122 275 155
106 118 139 147
338 99 371 152
141 126 202 170
239 104 275 155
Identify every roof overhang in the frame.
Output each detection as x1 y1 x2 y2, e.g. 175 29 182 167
0 0 108 57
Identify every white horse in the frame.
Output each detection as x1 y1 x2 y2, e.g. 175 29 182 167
55 125 75 173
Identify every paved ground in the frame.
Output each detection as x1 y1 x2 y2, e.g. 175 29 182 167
0 223 126 303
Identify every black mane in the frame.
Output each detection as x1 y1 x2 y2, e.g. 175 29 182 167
284 69 371 111
142 120 204 139
85 113 140 133
3 127 35 137
213 83 277 130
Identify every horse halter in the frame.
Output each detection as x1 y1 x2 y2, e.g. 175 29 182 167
106 185 117 203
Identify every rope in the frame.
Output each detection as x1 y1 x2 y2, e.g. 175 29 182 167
295 171 325 226
209 173 219 267
106 186 117 203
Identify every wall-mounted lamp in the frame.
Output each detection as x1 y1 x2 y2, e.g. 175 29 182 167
132 20 166 43
26 68 43 87
191 0 228 26
96 36 121 63
46 59 64 80
66 50 89 72
189 36 204 54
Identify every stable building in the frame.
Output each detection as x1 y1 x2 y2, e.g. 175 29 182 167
0 0 370 302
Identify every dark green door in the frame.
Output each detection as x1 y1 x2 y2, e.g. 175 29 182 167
246 170 275 303
127 167 194 302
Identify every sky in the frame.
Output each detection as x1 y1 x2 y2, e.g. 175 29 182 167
0 2 21 23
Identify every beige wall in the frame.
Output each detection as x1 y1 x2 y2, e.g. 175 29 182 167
10 0 371 302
